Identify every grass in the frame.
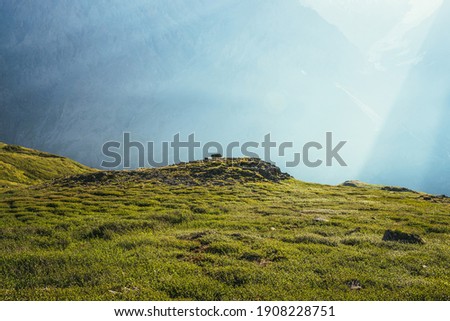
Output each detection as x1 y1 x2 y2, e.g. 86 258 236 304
0 142 93 188
0 146 449 300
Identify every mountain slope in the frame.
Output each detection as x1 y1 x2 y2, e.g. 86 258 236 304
0 0 367 179
0 142 94 188
0 147 449 300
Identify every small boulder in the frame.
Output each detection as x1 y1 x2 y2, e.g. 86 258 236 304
382 230 424 244
341 180 364 187
347 280 362 290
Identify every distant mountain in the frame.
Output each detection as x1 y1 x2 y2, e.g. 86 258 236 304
0 0 367 176
0 142 93 188
3 0 447 194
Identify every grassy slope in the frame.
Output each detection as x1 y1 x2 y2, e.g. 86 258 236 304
0 158 449 300
0 142 94 188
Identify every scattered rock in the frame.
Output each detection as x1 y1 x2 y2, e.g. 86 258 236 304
419 194 449 203
347 280 362 290
314 217 329 222
123 286 139 293
341 180 364 187
381 186 416 193
259 259 272 267
382 230 424 244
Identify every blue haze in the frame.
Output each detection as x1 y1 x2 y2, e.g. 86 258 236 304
0 0 448 194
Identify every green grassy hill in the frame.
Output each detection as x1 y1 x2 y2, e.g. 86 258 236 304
0 151 449 300
0 142 94 188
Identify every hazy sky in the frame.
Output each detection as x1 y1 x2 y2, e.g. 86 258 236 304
0 0 449 194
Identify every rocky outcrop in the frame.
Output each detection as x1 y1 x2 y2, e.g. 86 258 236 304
52 158 291 187
381 186 416 193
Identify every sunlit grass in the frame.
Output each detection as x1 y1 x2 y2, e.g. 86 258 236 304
1 172 449 300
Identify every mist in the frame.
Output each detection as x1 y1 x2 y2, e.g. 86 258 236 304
0 0 448 194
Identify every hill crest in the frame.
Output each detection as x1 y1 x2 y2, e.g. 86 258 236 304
52 158 292 187
0 142 94 188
